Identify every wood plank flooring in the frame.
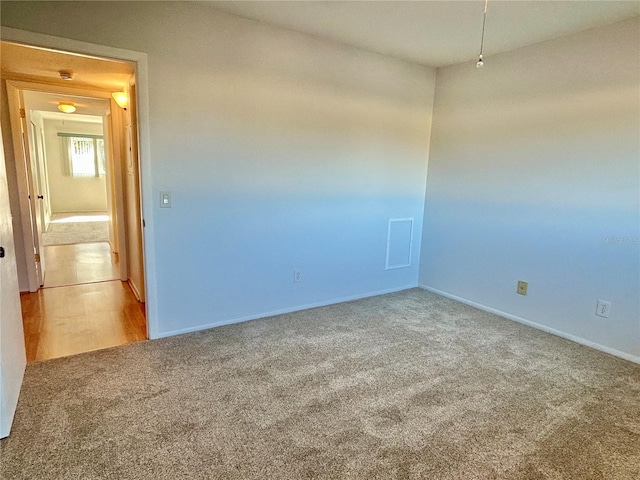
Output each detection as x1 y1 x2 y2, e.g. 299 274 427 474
43 242 119 288
21 280 147 363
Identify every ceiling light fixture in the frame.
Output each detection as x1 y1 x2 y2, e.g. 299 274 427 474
111 91 129 110
476 0 488 68
59 70 74 80
58 102 76 113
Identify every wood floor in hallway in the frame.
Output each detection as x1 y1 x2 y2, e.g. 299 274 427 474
21 280 147 363
43 242 120 288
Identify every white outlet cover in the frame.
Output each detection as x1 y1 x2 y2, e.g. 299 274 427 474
595 300 611 318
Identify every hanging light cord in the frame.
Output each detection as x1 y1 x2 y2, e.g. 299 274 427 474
477 0 488 68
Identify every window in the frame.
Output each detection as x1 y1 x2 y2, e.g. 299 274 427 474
59 134 105 177
96 138 106 175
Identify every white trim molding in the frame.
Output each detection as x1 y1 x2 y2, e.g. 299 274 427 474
419 284 640 365
157 284 418 339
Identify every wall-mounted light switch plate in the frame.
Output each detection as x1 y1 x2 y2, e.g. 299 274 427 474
160 191 171 208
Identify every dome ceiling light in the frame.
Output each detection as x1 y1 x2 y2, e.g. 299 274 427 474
58 102 76 113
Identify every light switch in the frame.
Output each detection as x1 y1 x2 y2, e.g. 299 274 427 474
160 191 171 208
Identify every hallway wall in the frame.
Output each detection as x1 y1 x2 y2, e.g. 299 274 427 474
43 119 108 214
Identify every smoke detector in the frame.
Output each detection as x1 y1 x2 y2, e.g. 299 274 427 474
59 70 74 81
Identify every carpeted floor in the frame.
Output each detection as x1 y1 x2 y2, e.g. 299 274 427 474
1 289 638 479
43 213 109 246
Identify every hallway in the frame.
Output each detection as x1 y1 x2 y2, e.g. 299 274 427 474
21 281 146 362
23 219 145 363
43 242 119 288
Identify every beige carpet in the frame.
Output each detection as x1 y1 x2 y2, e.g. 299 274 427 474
43 213 109 246
1 289 638 479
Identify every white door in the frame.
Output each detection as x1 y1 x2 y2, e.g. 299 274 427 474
0 122 27 438
26 119 46 283
6 82 44 291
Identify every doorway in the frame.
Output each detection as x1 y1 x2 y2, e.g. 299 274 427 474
2 41 148 361
26 101 119 289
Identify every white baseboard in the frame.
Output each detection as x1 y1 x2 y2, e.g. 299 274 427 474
128 279 144 303
154 284 418 339
419 284 640 365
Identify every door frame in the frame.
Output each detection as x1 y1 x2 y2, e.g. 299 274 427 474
6 81 127 286
5 84 43 289
1 27 158 339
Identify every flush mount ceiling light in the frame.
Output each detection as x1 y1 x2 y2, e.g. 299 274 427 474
476 0 489 68
59 70 74 80
58 102 76 113
111 91 129 110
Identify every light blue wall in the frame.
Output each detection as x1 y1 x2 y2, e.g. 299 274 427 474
420 18 640 360
0 2 435 336
4 3 636 361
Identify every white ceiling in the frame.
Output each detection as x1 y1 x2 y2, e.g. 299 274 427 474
37 111 103 124
210 1 640 67
2 41 126 124
23 90 109 119
1 41 134 91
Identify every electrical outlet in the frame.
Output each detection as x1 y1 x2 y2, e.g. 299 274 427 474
596 300 610 318
294 270 302 283
517 280 528 296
